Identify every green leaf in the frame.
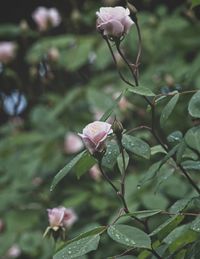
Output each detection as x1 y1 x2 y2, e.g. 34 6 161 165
160 93 179 128
185 240 200 259
169 198 192 213
0 24 21 38
75 152 96 179
185 126 200 154
100 92 124 122
127 86 155 96
191 0 200 8
167 131 183 143
107 224 151 249
141 193 169 210
176 141 187 164
190 216 200 232
102 141 120 170
51 150 89 190
188 91 200 118
121 209 162 219
87 88 113 112
168 229 198 253
117 150 129 174
151 145 167 156
150 215 184 240
122 135 151 159
53 226 106 259
181 160 200 171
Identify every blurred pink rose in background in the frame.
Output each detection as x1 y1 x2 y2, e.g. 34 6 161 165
0 42 16 64
96 6 134 38
89 164 102 181
32 7 61 31
47 207 77 229
64 132 83 154
79 121 113 154
113 92 132 111
7 245 21 258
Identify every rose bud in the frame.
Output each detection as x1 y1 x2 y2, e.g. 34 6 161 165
47 207 77 230
47 207 65 230
78 121 113 155
0 42 16 64
32 7 61 31
96 6 134 38
64 132 83 154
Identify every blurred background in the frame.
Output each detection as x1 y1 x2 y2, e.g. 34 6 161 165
0 0 200 258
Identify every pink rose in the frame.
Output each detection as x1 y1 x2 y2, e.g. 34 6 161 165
32 7 61 31
47 207 77 229
79 121 113 154
64 132 83 154
96 6 134 38
7 245 21 258
0 42 16 64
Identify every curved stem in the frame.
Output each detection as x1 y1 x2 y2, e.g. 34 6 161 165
98 161 118 193
104 37 135 88
116 44 138 86
98 158 145 227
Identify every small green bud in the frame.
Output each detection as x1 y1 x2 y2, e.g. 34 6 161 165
112 119 124 139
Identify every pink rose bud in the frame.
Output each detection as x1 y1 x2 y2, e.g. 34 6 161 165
96 6 134 38
32 7 61 31
89 164 102 181
47 207 65 228
64 132 83 154
79 121 113 155
47 207 77 229
0 42 16 64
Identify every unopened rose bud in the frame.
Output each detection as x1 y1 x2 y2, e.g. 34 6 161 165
126 2 138 15
47 207 77 230
96 6 134 39
20 20 29 32
78 121 113 155
112 119 124 139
